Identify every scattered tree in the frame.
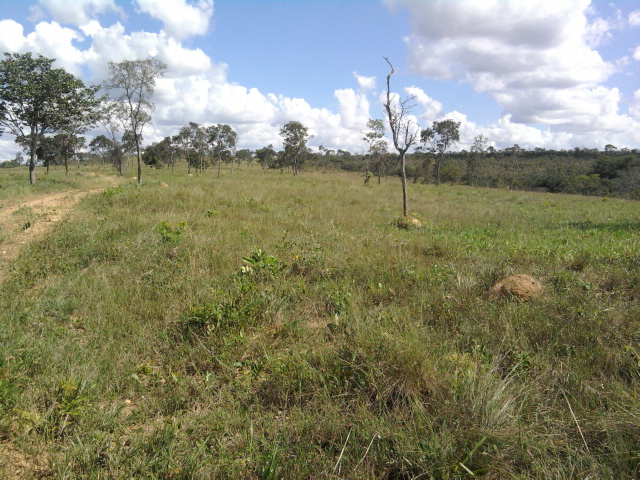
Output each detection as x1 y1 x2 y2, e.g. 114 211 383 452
255 145 277 170
236 149 253 169
97 103 126 175
468 134 488 186
187 122 208 174
280 121 309 176
383 57 418 216
362 118 387 184
89 134 114 169
421 119 461 187
206 124 237 178
103 58 166 185
175 125 194 174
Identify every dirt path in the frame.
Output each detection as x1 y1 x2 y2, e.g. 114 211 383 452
0 188 102 281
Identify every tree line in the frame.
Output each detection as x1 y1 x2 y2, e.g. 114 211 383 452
2 52 638 202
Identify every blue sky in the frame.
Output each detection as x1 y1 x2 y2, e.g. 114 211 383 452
1 0 640 160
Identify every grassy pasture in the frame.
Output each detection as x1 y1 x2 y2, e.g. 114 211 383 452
0 165 638 478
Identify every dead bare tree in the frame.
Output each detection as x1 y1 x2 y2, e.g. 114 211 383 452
383 57 418 217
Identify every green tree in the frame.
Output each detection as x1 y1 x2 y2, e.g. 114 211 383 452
185 122 207 174
104 58 166 185
421 119 461 187
206 124 237 178
174 125 194 173
468 134 488 186
121 129 139 170
383 57 418 216
362 118 387 184
89 134 114 169
255 144 277 170
56 83 102 175
280 121 309 176
236 149 253 169
97 103 125 175
56 132 87 173
0 52 101 184
155 136 178 171
503 144 523 189
36 134 61 173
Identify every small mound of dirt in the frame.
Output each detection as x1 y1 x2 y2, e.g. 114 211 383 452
397 216 422 229
490 274 542 301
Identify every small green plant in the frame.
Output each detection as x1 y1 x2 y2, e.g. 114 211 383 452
241 195 270 212
260 444 280 480
241 249 283 276
102 185 123 198
43 377 92 438
157 221 188 243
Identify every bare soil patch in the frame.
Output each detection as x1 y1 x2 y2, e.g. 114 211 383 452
0 442 51 479
0 189 101 280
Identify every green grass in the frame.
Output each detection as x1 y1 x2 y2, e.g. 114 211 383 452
0 165 639 478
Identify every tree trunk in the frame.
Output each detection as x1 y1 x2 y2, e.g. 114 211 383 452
29 127 38 185
400 152 408 216
365 157 371 184
434 156 442 187
136 145 142 185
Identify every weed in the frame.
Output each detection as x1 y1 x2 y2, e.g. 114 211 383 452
241 248 283 277
102 185 123 198
157 220 188 243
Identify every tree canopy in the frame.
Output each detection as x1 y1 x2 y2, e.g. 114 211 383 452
280 121 310 176
421 119 461 186
0 52 101 184
104 58 166 185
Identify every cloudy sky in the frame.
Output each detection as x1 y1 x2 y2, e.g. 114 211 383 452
1 0 640 159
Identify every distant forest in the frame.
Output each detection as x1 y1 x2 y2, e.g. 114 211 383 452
3 143 639 200
333 145 640 200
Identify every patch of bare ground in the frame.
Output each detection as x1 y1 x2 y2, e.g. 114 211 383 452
0 189 101 281
0 443 52 479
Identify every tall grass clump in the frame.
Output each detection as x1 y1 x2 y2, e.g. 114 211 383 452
0 165 638 478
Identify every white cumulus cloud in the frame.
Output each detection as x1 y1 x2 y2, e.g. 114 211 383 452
354 72 376 91
631 90 640 120
31 0 123 26
133 0 213 40
384 0 640 149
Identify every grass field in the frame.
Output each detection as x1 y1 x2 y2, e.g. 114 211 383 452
0 165 638 478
